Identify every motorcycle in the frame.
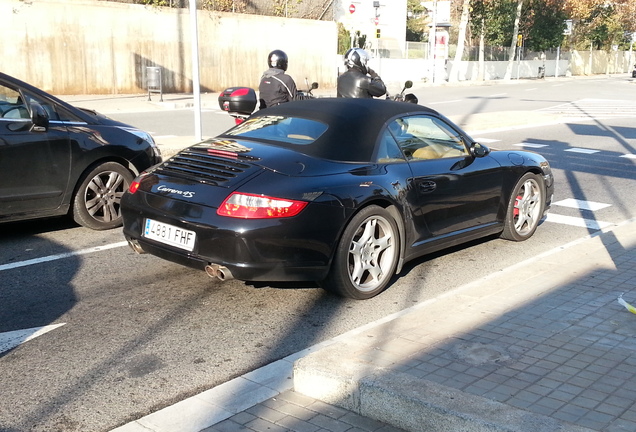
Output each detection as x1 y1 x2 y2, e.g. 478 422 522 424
386 80 418 104
296 79 319 100
218 79 319 124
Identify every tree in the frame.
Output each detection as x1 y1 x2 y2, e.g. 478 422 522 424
406 0 429 42
524 0 567 51
448 0 471 81
503 0 523 80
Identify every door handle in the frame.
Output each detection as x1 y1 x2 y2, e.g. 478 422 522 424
419 180 436 193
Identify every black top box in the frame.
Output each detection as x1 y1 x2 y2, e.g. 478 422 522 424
218 87 257 115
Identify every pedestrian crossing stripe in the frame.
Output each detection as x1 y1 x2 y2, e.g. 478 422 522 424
552 199 611 211
537 99 636 119
513 143 548 148
565 148 601 154
545 214 613 230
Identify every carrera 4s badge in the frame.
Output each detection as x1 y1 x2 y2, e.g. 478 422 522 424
157 185 195 198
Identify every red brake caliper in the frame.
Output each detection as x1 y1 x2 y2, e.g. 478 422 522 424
514 196 522 217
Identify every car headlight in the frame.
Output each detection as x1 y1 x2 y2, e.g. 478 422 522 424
118 126 161 157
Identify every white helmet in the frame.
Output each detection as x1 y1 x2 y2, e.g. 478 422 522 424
344 48 370 74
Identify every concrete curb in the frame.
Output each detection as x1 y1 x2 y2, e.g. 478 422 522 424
294 347 594 432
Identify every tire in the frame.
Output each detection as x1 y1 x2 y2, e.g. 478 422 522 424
72 162 134 230
500 172 545 242
321 205 400 300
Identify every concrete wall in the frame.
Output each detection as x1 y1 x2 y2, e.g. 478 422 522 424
1 0 338 94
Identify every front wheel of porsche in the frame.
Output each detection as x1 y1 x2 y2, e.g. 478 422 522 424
321 205 399 300
500 172 545 242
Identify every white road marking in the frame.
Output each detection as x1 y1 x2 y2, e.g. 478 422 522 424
513 143 548 148
0 324 66 355
472 138 500 143
553 199 611 212
545 213 613 230
620 154 636 159
0 241 128 271
565 148 601 154
428 100 463 105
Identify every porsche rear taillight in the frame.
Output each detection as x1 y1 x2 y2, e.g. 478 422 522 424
217 192 307 219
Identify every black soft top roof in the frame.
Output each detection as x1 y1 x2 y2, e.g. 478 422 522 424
240 97 441 162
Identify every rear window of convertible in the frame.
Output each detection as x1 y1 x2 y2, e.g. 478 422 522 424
225 115 328 145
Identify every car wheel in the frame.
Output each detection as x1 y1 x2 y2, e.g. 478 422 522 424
321 205 399 300
72 162 133 230
500 172 545 242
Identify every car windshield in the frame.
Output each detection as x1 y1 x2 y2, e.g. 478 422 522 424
225 115 328 145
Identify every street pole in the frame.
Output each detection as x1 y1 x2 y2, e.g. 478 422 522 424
189 0 202 142
429 0 437 83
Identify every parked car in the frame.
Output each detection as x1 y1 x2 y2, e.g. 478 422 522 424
0 72 162 230
122 97 554 299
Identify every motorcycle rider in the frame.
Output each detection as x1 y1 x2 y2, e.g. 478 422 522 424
337 48 386 99
258 49 297 109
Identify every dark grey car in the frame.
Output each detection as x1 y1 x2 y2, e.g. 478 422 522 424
0 72 162 230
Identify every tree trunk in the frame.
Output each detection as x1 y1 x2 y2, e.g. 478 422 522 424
478 22 485 81
504 0 524 80
448 0 470 82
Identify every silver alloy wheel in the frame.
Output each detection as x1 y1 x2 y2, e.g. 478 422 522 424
84 170 126 222
73 162 133 230
512 176 542 236
347 214 397 293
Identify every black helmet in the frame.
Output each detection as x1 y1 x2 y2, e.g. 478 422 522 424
344 48 370 74
267 50 288 71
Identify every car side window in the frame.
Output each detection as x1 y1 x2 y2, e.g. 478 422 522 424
376 129 406 163
389 115 469 160
0 83 29 119
24 93 67 121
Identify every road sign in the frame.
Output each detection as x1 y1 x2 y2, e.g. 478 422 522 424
349 3 355 13
374 17 379 25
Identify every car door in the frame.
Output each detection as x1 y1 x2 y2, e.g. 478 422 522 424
0 81 71 217
390 114 503 242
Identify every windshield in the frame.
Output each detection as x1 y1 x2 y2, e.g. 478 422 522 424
225 115 328 145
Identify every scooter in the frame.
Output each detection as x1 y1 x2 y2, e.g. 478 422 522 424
218 80 319 124
386 80 418 104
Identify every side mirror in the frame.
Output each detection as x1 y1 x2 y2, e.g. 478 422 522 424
404 80 413 89
470 142 490 158
311 82 319 90
30 102 49 132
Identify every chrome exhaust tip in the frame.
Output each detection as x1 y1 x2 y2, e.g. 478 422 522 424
205 264 234 281
128 239 146 254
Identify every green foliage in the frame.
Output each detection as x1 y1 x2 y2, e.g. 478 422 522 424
272 0 302 17
406 0 428 42
524 0 567 51
337 22 351 54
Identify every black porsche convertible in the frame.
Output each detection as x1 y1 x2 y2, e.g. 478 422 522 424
121 97 554 299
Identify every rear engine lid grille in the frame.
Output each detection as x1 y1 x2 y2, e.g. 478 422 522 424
155 145 262 186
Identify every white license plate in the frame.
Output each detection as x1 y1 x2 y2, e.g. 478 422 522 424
143 218 196 251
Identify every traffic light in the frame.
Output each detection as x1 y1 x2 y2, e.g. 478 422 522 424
376 28 381 39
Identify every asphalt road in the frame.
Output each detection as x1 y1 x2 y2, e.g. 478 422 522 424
1 75 635 432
